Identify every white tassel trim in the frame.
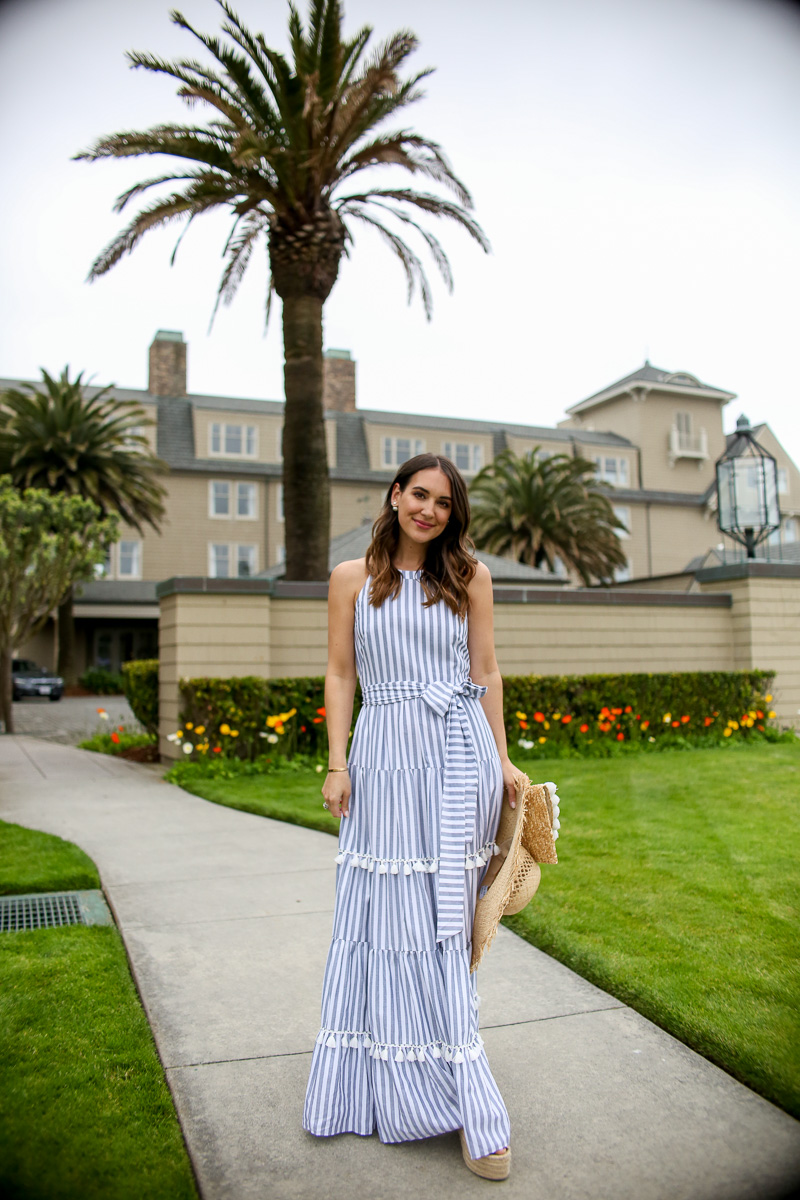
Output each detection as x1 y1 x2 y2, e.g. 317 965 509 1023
335 840 500 874
315 1027 484 1063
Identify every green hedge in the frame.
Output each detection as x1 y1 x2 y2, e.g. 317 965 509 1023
171 669 779 762
122 659 159 739
78 667 126 695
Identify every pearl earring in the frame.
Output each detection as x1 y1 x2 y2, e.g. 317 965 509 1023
392 503 398 511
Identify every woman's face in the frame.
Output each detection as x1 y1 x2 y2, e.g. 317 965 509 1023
391 468 452 545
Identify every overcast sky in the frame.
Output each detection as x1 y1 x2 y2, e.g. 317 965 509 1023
1 0 799 465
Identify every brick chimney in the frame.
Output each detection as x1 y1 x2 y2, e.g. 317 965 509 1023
323 349 356 412
148 330 187 397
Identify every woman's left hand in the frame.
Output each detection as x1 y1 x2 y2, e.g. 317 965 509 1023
500 755 525 809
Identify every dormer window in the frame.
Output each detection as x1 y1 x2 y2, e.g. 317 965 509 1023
593 455 629 487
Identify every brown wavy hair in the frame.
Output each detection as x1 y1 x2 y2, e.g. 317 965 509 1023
364 453 479 618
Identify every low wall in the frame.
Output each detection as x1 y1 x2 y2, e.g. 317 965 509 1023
156 566 799 760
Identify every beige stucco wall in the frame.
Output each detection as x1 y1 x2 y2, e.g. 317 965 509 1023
158 591 272 756
697 575 799 729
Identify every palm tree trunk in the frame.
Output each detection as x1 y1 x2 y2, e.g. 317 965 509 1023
0 648 14 734
281 294 331 580
57 588 77 687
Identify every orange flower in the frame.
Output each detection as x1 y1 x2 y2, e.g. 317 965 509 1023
579 724 589 733
756 710 764 719
681 715 690 724
213 746 222 753
316 706 326 716
611 707 623 716
757 724 765 732
599 706 611 718
519 719 529 730
312 716 323 724
704 716 714 726
635 714 640 720
672 720 680 728
300 725 307 732
533 712 545 723
598 722 612 733
561 714 573 724
111 732 120 744
640 720 650 730
118 725 124 732
616 732 624 741
624 705 632 714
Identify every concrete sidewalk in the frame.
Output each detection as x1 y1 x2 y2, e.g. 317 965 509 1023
1 735 798 1200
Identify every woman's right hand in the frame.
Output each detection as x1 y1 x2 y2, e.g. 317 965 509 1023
322 770 351 819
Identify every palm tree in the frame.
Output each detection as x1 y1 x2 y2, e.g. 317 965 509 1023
469 447 629 585
74 0 488 581
0 368 167 683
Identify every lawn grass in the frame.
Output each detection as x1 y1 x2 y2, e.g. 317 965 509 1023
174 741 800 1118
0 820 198 1200
0 821 100 895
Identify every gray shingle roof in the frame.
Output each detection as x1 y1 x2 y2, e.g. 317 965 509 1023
567 361 736 413
257 522 566 585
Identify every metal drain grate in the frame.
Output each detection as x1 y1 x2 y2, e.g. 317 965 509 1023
0 890 113 932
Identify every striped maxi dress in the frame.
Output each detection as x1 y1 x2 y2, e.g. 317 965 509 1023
302 568 511 1159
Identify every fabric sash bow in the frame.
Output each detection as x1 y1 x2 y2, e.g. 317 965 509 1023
361 676 488 942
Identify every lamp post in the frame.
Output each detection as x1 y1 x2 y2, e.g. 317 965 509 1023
715 415 781 559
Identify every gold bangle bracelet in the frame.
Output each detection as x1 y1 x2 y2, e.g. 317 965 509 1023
327 766 349 772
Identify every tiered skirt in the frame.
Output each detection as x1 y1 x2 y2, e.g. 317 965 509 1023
302 696 511 1160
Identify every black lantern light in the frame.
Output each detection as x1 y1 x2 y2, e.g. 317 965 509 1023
715 415 781 559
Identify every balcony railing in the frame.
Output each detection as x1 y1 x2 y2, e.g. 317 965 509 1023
669 426 708 464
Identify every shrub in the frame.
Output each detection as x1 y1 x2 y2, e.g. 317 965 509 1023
78 667 125 694
122 659 159 739
168 669 782 763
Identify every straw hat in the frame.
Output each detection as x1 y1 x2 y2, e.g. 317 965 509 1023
470 774 560 973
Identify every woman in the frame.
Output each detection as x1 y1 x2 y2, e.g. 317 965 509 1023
302 453 522 1181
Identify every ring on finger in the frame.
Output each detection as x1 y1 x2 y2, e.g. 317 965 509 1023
322 801 330 810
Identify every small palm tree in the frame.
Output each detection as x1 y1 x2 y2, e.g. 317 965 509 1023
74 0 488 580
469 447 629 585
0 368 167 682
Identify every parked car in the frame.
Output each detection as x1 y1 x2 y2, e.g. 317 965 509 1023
11 660 64 702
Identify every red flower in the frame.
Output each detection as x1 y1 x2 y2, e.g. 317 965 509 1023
533 711 545 723
599 706 611 718
681 715 690 724
611 707 623 716
756 710 764 719
672 720 680 728
635 714 641 720
616 732 624 741
300 725 307 732
312 717 323 724
579 724 589 733
624 705 632 714
213 746 222 753
110 732 120 744
519 720 529 730
704 717 714 727
118 725 125 731
316 706 326 716
598 722 612 733
561 714 572 724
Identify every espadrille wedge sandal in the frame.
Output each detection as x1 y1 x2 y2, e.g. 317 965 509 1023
459 1128 511 1181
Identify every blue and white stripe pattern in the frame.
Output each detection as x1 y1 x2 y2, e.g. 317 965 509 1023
303 569 511 1159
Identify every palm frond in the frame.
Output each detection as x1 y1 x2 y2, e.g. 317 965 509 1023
342 205 432 318
337 188 489 251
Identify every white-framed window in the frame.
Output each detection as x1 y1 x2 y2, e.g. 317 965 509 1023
209 543 230 578
236 544 257 577
441 441 483 473
209 480 231 517
277 543 286 564
675 411 692 435
777 467 788 495
276 482 284 522
236 482 257 519
382 436 425 466
613 558 631 583
94 547 113 579
123 424 144 452
118 540 142 579
612 505 631 538
594 455 629 487
768 516 798 546
209 421 258 458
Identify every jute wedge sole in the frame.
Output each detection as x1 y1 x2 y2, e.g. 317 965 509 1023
458 1128 511 1181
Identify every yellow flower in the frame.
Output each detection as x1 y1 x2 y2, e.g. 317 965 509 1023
515 711 528 721
543 721 550 731
552 712 561 721
275 723 285 735
729 720 739 730
175 730 183 739
195 726 205 735
748 710 757 720
220 723 231 735
723 728 732 737
266 715 279 728
538 736 547 744
663 713 671 723
768 711 776 719
230 730 239 737
765 694 773 702
185 721 193 730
